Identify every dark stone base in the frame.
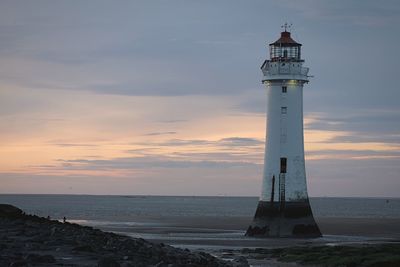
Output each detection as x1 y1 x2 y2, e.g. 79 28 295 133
246 200 322 238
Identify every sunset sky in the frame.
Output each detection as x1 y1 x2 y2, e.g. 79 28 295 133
1 1 399 197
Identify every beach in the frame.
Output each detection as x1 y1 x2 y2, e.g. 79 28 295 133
1 195 400 266
84 215 400 248
2 204 400 267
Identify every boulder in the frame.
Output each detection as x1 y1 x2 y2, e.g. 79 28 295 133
25 254 56 263
0 204 23 217
98 256 121 267
9 260 28 267
231 256 249 267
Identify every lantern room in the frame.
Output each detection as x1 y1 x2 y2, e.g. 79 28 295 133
269 31 302 62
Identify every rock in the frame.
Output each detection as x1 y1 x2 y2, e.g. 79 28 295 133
50 226 57 236
0 203 234 267
25 253 56 263
231 256 249 267
98 256 121 267
9 260 28 267
0 204 23 217
73 245 94 252
154 261 164 267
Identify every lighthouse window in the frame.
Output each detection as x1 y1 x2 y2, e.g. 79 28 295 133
282 86 287 93
281 107 287 114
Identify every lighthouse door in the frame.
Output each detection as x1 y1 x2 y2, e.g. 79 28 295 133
279 158 287 209
280 158 287 173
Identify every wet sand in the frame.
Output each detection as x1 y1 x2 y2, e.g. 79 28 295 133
316 217 400 238
84 215 400 266
87 215 400 249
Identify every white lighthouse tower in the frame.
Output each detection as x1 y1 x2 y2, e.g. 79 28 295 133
246 25 321 237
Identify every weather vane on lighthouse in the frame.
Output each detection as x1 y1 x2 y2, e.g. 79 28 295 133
246 26 321 237
281 22 292 32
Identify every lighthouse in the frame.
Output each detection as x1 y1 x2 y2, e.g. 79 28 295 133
246 25 321 237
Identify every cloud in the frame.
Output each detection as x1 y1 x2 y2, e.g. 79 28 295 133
132 137 264 149
171 151 263 163
50 155 260 171
53 143 98 147
278 0 400 26
327 135 400 145
218 137 263 147
135 139 212 147
143 131 177 136
123 136 264 163
305 111 400 145
0 1 268 97
306 149 400 160
1 0 400 197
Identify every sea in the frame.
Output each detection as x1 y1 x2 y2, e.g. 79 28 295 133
1 195 399 220
1 195 399 251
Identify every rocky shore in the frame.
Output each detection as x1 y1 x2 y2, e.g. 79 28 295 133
0 204 246 267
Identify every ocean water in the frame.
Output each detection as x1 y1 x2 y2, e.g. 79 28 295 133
0 195 399 220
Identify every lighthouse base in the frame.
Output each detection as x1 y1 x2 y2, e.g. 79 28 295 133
246 200 322 238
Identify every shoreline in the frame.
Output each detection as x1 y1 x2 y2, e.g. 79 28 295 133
2 203 400 267
0 204 240 267
73 215 400 240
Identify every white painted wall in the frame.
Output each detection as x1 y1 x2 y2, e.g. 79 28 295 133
260 61 310 202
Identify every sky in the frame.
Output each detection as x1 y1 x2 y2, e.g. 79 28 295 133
0 0 399 197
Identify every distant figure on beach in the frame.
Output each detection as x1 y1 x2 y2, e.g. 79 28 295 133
63 216 66 223
47 215 50 220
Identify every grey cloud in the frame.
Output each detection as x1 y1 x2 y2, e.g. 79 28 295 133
306 149 400 158
278 0 400 26
51 156 259 171
125 146 263 162
124 137 264 164
54 143 98 147
218 137 263 147
0 0 265 97
125 148 160 156
143 131 177 136
171 151 263 163
327 135 400 144
31 165 57 168
172 152 249 157
305 111 400 144
306 112 400 133
135 139 212 147
133 137 264 148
